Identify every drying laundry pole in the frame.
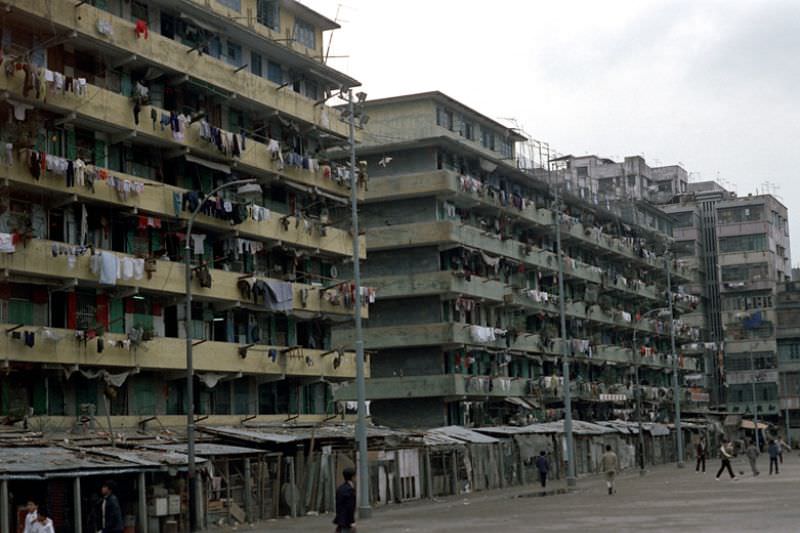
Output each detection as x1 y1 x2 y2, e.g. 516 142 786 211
185 178 255 531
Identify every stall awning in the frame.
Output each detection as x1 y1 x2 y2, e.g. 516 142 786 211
724 415 742 427
740 419 769 430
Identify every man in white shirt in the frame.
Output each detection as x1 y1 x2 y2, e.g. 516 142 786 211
31 506 55 533
715 439 738 480
22 499 38 533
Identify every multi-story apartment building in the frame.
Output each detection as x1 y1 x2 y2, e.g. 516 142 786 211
0 0 369 426
656 181 791 419
333 92 705 428
554 154 689 206
776 282 800 441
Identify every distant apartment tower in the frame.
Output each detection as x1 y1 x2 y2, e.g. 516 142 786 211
657 181 791 418
334 93 705 428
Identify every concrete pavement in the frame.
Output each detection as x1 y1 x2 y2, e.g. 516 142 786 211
242 454 800 532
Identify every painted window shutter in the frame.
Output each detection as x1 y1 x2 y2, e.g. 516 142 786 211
108 144 122 172
65 130 77 160
133 377 156 414
7 300 33 325
287 317 296 346
32 380 47 415
120 72 132 97
198 167 213 193
94 138 107 167
109 298 124 333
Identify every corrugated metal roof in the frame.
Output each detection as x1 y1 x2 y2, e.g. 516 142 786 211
200 424 415 445
426 426 499 444
0 447 133 474
199 427 303 444
145 443 269 457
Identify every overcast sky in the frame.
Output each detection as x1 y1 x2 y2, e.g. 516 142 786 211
305 0 800 259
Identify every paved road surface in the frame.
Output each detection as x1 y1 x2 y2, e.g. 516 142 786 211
247 455 799 532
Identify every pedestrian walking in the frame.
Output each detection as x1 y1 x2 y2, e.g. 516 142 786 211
715 439 737 481
745 440 760 476
535 451 549 488
601 445 618 495
768 440 780 475
23 499 38 533
31 506 55 533
777 437 790 463
333 467 357 533
695 437 707 473
100 481 123 533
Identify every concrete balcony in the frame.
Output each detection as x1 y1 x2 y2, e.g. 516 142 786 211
367 221 661 303
9 0 352 139
366 171 552 227
777 326 800 339
725 339 777 354
366 271 506 302
0 323 362 379
720 279 775 293
0 70 358 200
0 160 361 259
0 238 367 318
364 270 695 340
333 373 529 401
365 170 691 282
332 322 698 371
333 322 545 352
717 251 772 266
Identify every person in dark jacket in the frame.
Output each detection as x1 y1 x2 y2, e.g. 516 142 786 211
100 481 124 533
768 440 781 475
695 437 707 473
535 451 550 488
333 467 357 533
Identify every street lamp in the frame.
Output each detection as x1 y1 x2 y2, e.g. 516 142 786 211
185 178 256 531
549 158 576 488
632 307 670 476
344 88 372 519
665 253 684 467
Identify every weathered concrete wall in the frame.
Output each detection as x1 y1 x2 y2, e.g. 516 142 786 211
371 347 443 378
370 397 445 428
359 247 441 278
363 148 438 178
361 197 438 229
365 296 441 328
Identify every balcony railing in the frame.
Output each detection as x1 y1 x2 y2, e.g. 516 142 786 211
0 324 361 378
1 238 367 318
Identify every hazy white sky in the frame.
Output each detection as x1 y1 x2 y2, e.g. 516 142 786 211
306 0 800 258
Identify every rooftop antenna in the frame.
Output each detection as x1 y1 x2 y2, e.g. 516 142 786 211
324 4 343 63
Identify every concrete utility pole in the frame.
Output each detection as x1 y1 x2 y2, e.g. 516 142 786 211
750 351 760 449
550 159 576 487
632 317 647 476
666 253 684 467
347 88 372 518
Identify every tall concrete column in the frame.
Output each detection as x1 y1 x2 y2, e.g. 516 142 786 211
73 477 83 533
137 472 147 533
243 459 253 523
423 450 433 499
1 479 9 533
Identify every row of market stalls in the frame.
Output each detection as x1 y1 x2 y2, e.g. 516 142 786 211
0 419 720 532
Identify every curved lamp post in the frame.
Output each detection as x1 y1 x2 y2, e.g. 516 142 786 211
185 178 256 531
